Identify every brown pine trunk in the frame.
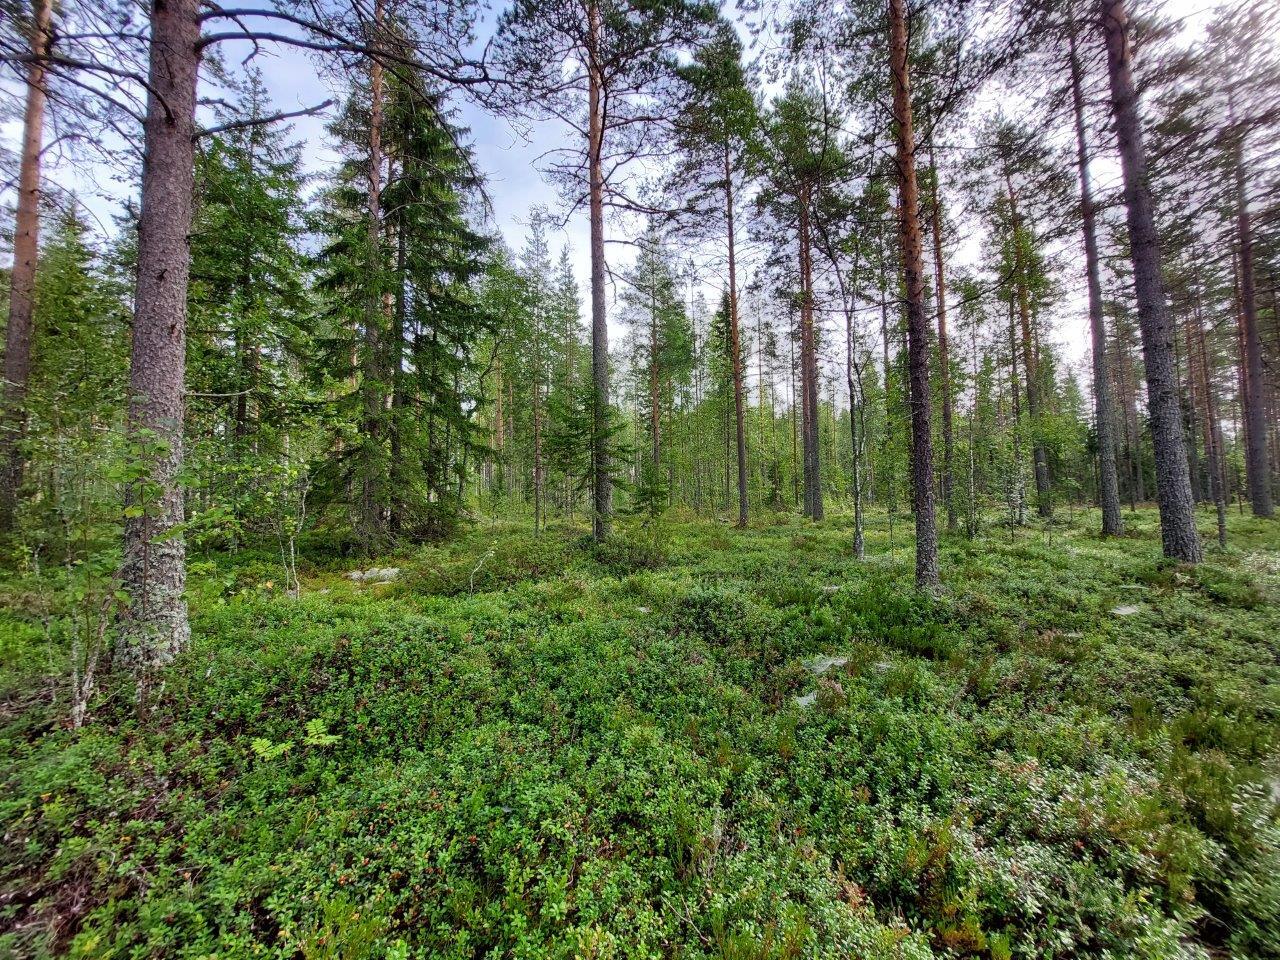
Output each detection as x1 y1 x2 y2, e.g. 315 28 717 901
0 0 53 532
116 0 202 672
1100 0 1202 562
889 0 939 589
842 251 866 558
798 191 823 520
1231 127 1272 516
357 0 386 545
587 0 611 541
1068 27 1123 536
1193 290 1227 548
928 141 955 532
725 148 748 528
1007 296 1027 525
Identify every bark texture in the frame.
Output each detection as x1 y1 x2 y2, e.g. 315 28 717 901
1100 0 1202 562
888 0 939 589
798 193 823 521
116 0 201 671
587 0 611 541
1232 133 1272 517
725 149 748 528
928 143 955 533
0 0 53 532
1068 29 1123 536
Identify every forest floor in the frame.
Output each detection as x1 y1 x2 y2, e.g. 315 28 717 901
1 507 1279 959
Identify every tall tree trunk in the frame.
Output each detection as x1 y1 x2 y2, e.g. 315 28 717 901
648 269 661 469
587 0 611 541
927 141 955 532
0 0 53 532
357 0 386 545
725 148 749 528
843 255 866 559
798 191 823 520
1194 291 1228 548
1005 174 1052 517
888 0 939 589
1069 27 1123 536
790 332 799 507
1100 0 1202 562
533 347 544 536
1007 297 1027 526
1231 126 1272 517
116 0 201 673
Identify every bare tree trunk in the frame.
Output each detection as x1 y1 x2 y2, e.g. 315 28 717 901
798 192 823 520
1005 174 1052 517
1232 127 1272 517
587 2 611 541
116 0 201 673
1007 297 1027 526
0 0 53 532
1069 27 1123 536
357 0 387 546
1192 287 1227 548
648 264 661 469
844 259 866 559
927 141 955 532
1100 0 1202 562
889 0 939 589
725 148 749 528
790 332 799 507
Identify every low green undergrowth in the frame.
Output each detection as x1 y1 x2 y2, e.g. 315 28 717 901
1 506 1277 958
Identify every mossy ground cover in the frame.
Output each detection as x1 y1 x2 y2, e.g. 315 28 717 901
1 507 1278 959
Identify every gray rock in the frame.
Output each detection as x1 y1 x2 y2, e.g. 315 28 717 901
346 567 401 583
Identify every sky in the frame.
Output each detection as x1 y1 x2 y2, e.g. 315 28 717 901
0 0 1221 395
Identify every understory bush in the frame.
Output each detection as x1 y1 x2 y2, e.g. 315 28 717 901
1 508 1277 958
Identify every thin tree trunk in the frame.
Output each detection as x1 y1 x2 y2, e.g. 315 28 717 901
1007 296 1027 526
1100 0 1202 562
844 256 865 558
725 148 749 528
648 260 661 470
1005 174 1052 517
587 0 611 541
116 0 201 673
358 0 386 545
889 0 939 589
1231 124 1272 516
1069 26 1123 536
0 0 53 532
1192 284 1227 548
798 192 823 520
928 140 956 532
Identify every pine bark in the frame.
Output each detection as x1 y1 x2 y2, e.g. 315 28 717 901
1232 131 1272 516
889 0 939 589
1192 289 1227 547
1068 28 1123 536
928 142 955 533
1100 0 1202 562
798 193 823 520
357 0 386 545
587 0 611 541
725 148 749 528
0 0 53 532
116 0 202 671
